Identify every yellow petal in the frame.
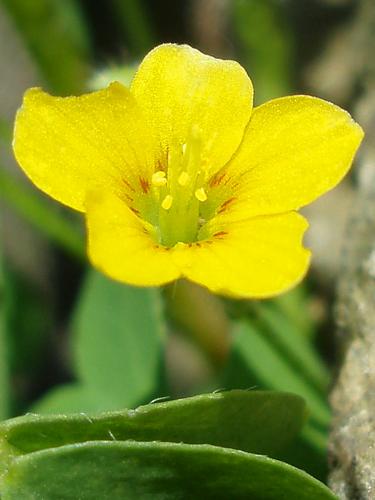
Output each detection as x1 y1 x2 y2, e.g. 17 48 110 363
86 191 180 286
131 44 253 176
179 212 311 298
219 95 363 222
13 82 156 212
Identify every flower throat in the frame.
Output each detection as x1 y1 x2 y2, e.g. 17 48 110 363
149 127 209 247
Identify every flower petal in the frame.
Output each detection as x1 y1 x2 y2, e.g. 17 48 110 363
130 44 253 176
219 95 363 222
86 191 180 286
14 82 156 212
178 212 311 298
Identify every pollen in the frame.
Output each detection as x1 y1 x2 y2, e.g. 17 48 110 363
195 187 207 202
152 170 167 187
161 194 173 210
178 171 190 186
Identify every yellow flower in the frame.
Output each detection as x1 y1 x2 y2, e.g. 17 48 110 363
13 44 363 298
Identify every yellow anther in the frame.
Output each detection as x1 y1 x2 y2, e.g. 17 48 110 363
178 171 190 186
152 170 167 187
182 143 187 154
161 194 173 210
195 187 207 202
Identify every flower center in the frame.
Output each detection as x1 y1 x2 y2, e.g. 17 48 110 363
150 127 209 247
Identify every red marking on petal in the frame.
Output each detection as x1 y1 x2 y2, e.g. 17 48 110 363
213 231 228 239
122 178 135 192
209 171 226 188
139 177 150 194
129 206 140 215
218 197 236 214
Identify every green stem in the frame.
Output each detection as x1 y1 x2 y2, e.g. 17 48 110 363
0 167 85 260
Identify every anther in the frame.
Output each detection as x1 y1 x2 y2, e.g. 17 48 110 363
161 194 173 210
152 170 167 187
195 187 207 202
178 171 190 186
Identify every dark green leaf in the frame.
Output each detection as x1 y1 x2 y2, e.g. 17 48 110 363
2 391 305 458
0 441 337 499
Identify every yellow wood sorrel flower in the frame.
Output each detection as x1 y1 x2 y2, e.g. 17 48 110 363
13 44 363 298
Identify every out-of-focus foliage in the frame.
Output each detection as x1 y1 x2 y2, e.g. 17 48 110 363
0 244 9 420
232 0 293 103
34 271 166 413
1 0 90 93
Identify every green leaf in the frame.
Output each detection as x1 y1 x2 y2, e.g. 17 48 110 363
272 285 315 339
0 441 337 499
31 384 102 415
250 301 330 393
72 271 165 410
223 321 330 430
0 242 10 420
2 391 305 458
35 271 166 413
1 0 90 93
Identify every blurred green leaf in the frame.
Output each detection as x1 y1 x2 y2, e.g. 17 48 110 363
273 285 316 339
231 0 293 103
31 384 104 415
1 0 91 93
89 64 138 91
249 301 330 393
72 271 165 410
111 0 155 55
0 441 337 499
0 118 12 145
34 271 166 413
2 390 306 457
222 321 330 430
0 244 10 420
0 167 84 259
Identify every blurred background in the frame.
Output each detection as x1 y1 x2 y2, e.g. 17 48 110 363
0 0 370 485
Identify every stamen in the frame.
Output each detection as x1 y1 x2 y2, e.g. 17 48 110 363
152 170 167 187
178 171 190 186
195 187 207 202
161 194 173 210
